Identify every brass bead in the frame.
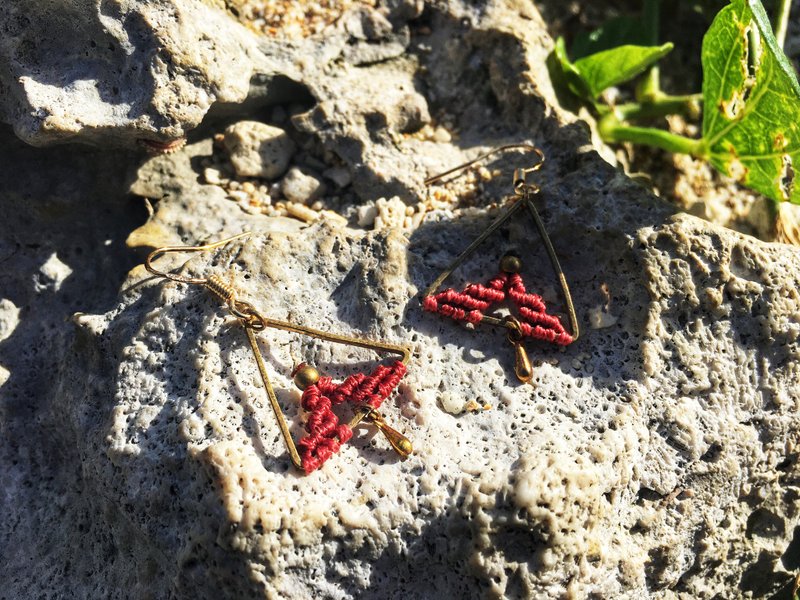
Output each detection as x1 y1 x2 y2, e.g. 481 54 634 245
292 364 320 390
500 253 522 274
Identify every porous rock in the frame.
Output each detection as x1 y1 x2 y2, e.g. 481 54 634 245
2 0 800 598
62 179 800 598
0 0 264 148
224 121 297 180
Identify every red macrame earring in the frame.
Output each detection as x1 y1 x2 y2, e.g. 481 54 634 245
291 360 410 473
145 234 412 474
421 144 579 383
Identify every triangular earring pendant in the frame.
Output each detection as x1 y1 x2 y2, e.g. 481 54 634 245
420 145 579 384
143 233 414 474
244 326 412 474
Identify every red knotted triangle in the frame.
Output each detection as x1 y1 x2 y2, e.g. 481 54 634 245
296 360 407 473
422 270 573 346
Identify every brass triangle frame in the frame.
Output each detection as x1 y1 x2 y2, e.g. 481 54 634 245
146 234 412 471
421 144 579 381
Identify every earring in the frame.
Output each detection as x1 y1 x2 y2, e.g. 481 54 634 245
421 144 579 383
145 233 412 473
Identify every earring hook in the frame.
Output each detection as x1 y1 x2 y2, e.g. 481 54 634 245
424 143 544 190
144 232 252 284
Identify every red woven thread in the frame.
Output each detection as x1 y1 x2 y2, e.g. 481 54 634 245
297 382 353 474
421 274 505 324
423 271 574 345
298 360 407 473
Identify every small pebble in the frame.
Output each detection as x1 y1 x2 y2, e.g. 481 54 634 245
440 392 466 414
357 205 378 228
223 120 296 179
242 181 256 195
433 126 452 143
281 167 326 204
410 210 426 229
392 91 431 133
239 200 262 215
204 168 222 185
323 166 352 189
464 400 483 413
285 202 319 222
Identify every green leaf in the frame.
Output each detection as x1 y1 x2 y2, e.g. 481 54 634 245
699 0 800 203
570 16 649 59
551 37 593 101
573 43 674 98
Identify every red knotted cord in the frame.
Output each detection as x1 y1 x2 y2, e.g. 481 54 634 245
298 360 407 473
423 271 573 345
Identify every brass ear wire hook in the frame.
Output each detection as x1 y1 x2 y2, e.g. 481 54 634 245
146 234 412 471
145 232 253 285
422 144 579 383
423 143 544 188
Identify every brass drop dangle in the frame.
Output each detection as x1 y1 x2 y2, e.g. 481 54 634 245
420 144 579 383
504 316 533 384
145 234 413 474
354 407 413 458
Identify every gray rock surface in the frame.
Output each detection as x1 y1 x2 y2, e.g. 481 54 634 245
0 0 261 148
1 0 800 599
64 163 800 599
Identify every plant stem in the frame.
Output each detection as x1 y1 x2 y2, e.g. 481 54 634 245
599 122 702 155
638 0 662 101
598 93 702 121
773 0 791 49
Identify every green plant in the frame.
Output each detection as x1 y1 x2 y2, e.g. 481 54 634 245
548 0 799 205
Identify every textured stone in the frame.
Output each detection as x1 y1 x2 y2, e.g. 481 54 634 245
0 0 263 148
0 131 148 599
224 121 297 180
2 0 800 598
63 182 800 598
0 298 20 343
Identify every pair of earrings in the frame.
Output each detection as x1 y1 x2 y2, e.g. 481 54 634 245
144 144 578 473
